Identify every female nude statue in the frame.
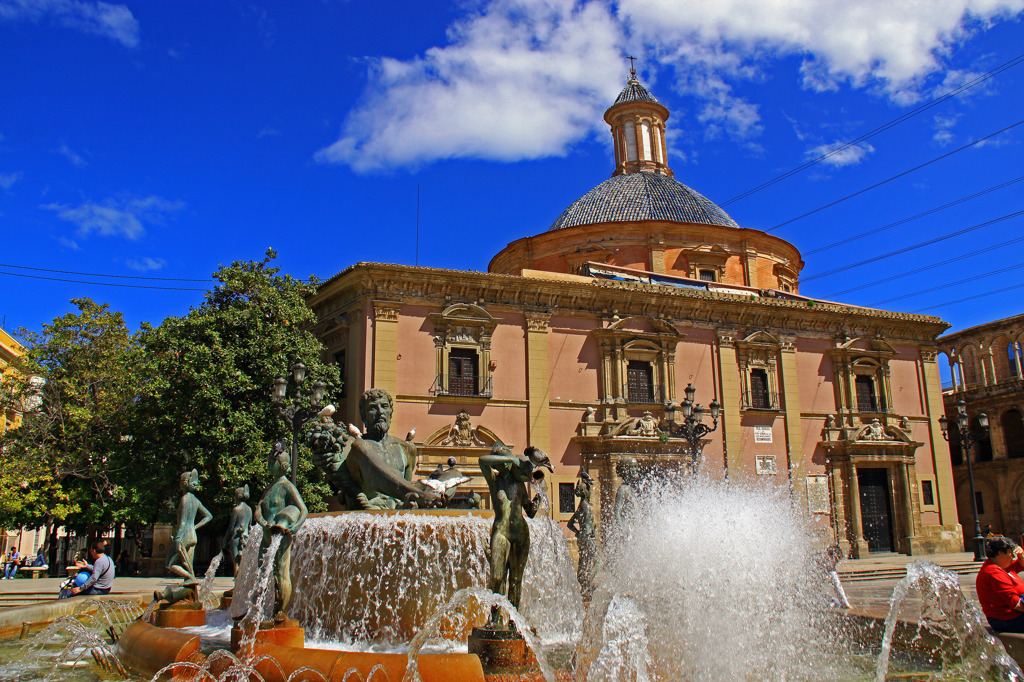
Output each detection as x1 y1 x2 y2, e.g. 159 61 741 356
479 443 552 626
256 442 308 620
166 469 213 585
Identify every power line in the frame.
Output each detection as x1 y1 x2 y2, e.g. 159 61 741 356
0 261 212 282
821 232 1024 298
912 282 1024 313
765 119 1024 233
871 262 1024 305
0 270 208 291
802 209 1024 282
805 175 1024 256
720 52 1024 207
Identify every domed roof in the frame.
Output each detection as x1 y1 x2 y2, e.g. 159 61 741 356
612 78 660 106
548 172 740 231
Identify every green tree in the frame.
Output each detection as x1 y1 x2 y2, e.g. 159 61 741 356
0 298 144 551
129 250 341 531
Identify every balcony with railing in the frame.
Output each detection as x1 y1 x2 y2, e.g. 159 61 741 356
622 383 666 405
742 386 780 411
431 373 493 398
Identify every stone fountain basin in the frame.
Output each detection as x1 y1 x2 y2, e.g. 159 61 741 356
117 619 486 681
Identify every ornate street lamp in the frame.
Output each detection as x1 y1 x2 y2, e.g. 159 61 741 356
270 361 328 485
939 399 989 561
663 383 721 472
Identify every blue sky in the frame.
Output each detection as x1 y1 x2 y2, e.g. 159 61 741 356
0 0 1022 342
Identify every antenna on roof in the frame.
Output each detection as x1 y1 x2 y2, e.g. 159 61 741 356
627 55 637 80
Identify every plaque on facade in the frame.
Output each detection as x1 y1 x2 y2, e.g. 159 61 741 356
755 455 777 475
806 475 829 514
753 425 772 443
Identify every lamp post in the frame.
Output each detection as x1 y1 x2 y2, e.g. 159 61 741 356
939 399 989 561
663 383 721 473
270 361 327 485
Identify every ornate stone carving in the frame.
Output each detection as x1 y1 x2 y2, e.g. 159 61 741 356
437 410 489 447
625 410 660 437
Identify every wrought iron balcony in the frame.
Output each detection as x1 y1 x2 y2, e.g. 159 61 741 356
431 374 493 398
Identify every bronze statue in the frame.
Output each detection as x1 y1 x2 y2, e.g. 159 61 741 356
308 388 441 509
222 485 252 574
256 441 309 620
567 468 599 600
166 469 213 585
479 443 553 626
612 458 641 551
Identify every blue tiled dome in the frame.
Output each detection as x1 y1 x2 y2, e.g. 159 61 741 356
612 78 660 106
548 172 739 231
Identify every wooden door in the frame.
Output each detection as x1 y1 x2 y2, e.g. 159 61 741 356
857 467 895 552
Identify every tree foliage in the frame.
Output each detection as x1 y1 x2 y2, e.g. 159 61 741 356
127 250 341 530
1 251 341 539
0 298 144 535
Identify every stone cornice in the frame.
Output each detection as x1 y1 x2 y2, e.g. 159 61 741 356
308 262 949 344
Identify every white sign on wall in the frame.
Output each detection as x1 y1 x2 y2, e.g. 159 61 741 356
755 455 777 475
753 425 773 443
806 475 830 514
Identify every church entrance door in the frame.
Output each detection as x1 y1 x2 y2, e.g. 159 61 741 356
857 467 894 553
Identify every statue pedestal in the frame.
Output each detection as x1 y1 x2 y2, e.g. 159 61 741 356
467 625 529 672
231 618 305 650
153 603 206 628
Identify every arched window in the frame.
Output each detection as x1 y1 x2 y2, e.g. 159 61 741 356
1003 409 1024 459
1009 342 1023 379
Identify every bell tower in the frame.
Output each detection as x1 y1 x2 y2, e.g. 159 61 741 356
604 61 672 177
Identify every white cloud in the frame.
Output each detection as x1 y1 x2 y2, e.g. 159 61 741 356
805 141 875 166
125 257 165 272
54 143 87 167
0 171 22 190
58 236 80 250
621 0 1024 97
320 0 1024 171
43 195 185 240
316 0 625 172
932 113 961 146
0 0 140 47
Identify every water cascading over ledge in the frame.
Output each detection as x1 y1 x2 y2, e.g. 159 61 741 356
281 509 583 647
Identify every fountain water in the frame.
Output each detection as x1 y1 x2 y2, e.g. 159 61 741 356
198 551 225 610
874 560 1023 681
284 509 582 649
576 475 840 681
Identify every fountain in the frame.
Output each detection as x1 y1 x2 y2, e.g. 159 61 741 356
4 387 1024 681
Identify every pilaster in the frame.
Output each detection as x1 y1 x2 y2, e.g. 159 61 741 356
717 329 743 481
779 335 806 506
525 312 552 452
920 348 960 528
372 301 402 398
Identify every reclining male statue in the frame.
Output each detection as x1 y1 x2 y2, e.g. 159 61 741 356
307 388 441 510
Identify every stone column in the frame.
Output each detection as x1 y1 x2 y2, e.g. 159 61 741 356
372 301 402 399
830 463 851 556
1013 342 1023 379
847 461 870 558
896 460 923 555
717 329 743 481
779 336 806 507
524 312 552 453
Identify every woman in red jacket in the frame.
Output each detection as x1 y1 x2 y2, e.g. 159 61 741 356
976 536 1024 632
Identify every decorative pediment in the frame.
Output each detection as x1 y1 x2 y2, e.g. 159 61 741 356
422 411 504 448
610 411 662 438
740 331 781 347
851 419 913 444
835 336 897 356
604 315 680 335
